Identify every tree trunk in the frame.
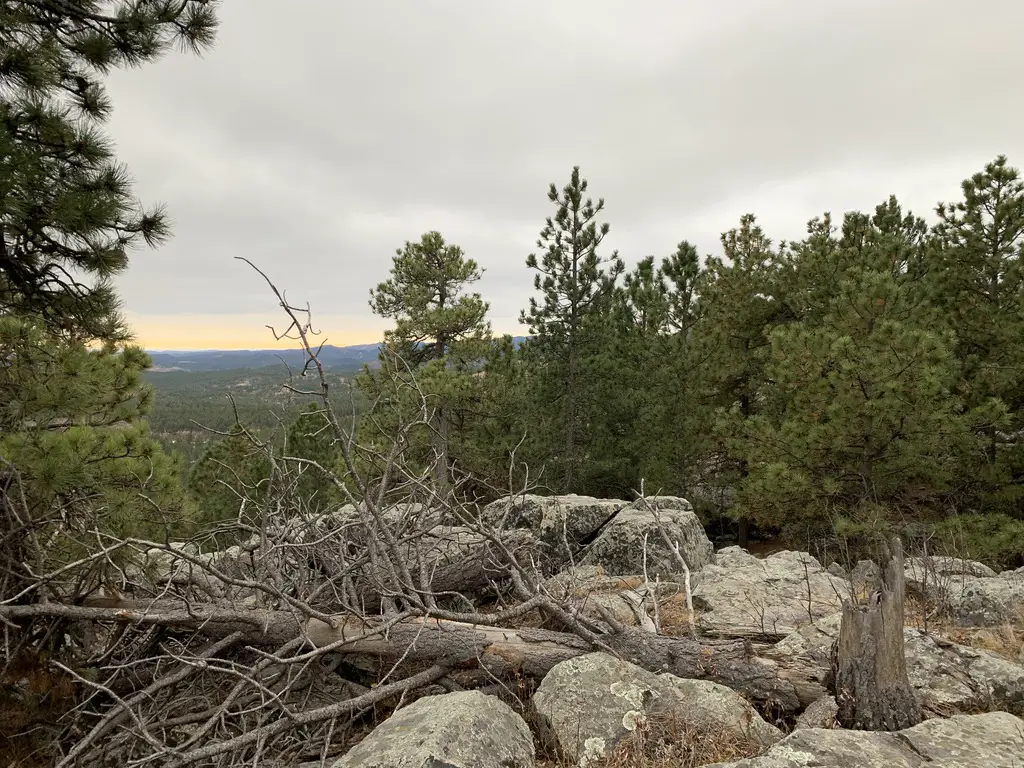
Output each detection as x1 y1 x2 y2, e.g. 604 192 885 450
737 516 750 548
430 405 451 495
830 536 922 730
2 598 828 714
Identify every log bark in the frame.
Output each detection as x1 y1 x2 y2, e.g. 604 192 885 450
830 536 923 730
2 596 827 714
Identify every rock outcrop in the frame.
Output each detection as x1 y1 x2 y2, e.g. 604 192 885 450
533 652 781 766
481 494 626 566
904 556 1024 627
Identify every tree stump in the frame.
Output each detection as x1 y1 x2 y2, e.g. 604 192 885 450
830 536 922 731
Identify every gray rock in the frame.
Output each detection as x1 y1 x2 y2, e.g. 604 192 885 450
660 676 783 747
898 711 1024 766
533 652 780 766
901 556 1024 627
703 727 921 768
904 556 998 589
579 497 714 578
826 562 848 579
792 695 838 730
706 711 1024 768
692 549 849 639
533 652 676 766
541 566 687 629
332 690 534 768
851 559 882 593
951 575 1024 627
775 613 1024 716
481 494 625 562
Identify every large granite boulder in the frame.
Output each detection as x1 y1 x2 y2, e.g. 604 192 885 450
904 556 1024 627
692 548 849 639
533 652 779 767
332 690 534 768
579 497 714 578
481 494 626 565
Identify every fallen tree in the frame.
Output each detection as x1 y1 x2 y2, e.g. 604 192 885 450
1 595 829 713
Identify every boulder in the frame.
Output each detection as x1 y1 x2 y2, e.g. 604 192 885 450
902 556 1023 627
332 690 534 768
660 676 783 748
533 652 779 766
359 525 539 603
579 497 714 578
540 566 685 629
533 653 676 766
481 494 625 563
704 727 918 768
774 613 1024 716
904 556 998 588
705 711 1024 768
692 549 849 639
897 711 1024 765
951 573 1024 627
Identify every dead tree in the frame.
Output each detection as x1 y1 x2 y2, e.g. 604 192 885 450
830 536 922 730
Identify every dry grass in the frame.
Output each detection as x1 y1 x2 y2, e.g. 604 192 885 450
537 710 768 768
657 592 700 636
904 594 1024 662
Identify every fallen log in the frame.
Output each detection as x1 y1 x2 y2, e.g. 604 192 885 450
2 596 827 713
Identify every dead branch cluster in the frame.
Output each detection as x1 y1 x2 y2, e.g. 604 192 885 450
0 265 827 767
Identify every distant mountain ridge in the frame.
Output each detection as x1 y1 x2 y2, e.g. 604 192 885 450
147 338 527 372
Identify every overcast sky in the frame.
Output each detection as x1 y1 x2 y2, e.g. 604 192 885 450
106 0 1024 350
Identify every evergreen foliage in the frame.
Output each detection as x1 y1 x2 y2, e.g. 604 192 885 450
0 2 220 597
0 0 218 341
186 431 271 528
520 167 624 492
358 231 492 493
0 318 190 591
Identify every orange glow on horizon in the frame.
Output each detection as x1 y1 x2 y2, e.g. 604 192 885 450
126 313 386 351
127 313 524 351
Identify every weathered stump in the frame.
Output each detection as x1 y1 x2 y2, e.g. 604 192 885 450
830 536 922 730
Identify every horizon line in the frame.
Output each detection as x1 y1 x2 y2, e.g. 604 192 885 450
143 334 529 353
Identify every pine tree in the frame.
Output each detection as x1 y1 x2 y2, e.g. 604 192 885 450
632 241 708 496
0 1 219 341
930 156 1024 512
520 166 624 492
283 404 343 513
583 256 668 497
360 231 491 492
586 244 706 498
733 205 972 543
0 317 191 598
690 215 790 542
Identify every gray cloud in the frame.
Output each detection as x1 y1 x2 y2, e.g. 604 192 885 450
107 0 1024 344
